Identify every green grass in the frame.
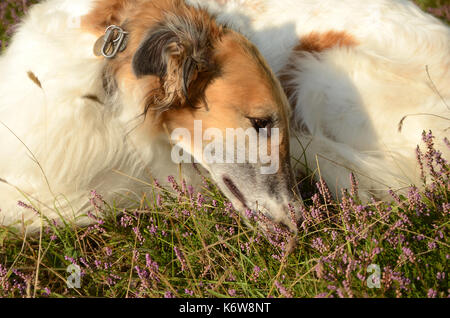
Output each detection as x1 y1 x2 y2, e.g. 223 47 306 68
1 133 448 298
0 0 449 299
415 0 448 9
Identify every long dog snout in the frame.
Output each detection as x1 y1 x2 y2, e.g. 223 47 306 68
209 160 301 234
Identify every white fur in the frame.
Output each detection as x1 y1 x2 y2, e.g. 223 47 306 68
0 0 202 232
0 0 449 232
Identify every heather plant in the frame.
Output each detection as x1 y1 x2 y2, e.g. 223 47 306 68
0 0 40 49
0 131 448 298
0 0 449 299
414 0 450 23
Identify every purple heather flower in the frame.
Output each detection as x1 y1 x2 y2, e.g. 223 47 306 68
17 200 40 216
187 185 194 195
287 203 298 228
312 237 328 253
427 288 437 298
317 177 333 203
147 223 158 235
145 254 160 282
89 190 104 211
407 186 426 215
104 247 113 257
245 208 256 220
132 226 145 244
249 266 261 282
342 280 353 298
168 176 183 196
174 246 187 272
79 257 90 269
349 172 359 198
94 259 102 269
64 255 77 265
135 266 150 290
443 203 450 214
274 281 292 298
43 287 51 296
196 192 206 208
401 247 416 263
388 189 404 207
428 241 437 250
356 273 365 281
415 145 425 181
120 214 134 228
164 291 174 298
156 194 162 208
132 249 140 262
331 230 338 241
444 137 450 149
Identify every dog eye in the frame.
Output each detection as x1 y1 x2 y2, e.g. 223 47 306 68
249 117 273 135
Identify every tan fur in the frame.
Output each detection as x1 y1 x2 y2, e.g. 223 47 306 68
162 32 289 143
82 0 132 34
296 31 358 53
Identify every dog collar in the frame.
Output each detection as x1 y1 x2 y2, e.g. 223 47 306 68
94 25 129 59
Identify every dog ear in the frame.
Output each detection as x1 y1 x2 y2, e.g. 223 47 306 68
132 14 221 110
132 27 178 79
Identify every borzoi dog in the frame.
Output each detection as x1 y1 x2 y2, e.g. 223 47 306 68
0 0 297 233
0 0 448 234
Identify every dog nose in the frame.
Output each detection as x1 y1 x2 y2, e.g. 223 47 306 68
257 205 299 235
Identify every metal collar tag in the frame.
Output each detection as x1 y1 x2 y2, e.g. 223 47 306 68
100 25 129 59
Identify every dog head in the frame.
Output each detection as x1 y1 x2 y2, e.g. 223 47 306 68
84 0 301 231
